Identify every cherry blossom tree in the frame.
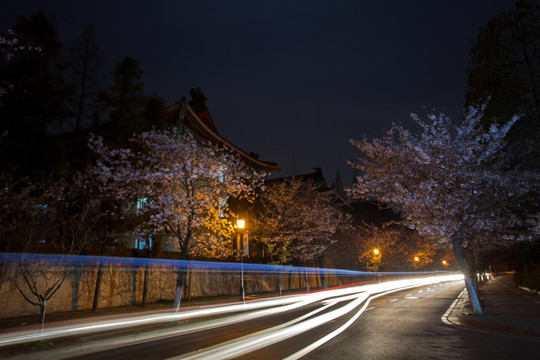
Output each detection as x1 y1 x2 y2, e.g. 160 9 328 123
349 223 436 272
251 177 350 288
89 129 266 310
253 178 346 263
349 108 539 314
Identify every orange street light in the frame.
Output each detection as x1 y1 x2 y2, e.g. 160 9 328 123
236 218 248 302
373 248 380 255
414 256 420 262
236 219 245 229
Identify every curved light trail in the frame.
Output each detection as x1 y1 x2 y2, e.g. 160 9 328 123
168 274 463 360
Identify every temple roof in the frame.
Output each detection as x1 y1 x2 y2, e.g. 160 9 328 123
166 94 279 172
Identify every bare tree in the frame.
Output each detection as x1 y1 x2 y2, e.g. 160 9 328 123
1 171 101 323
65 25 105 132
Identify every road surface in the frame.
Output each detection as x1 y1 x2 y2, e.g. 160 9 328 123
61 277 538 360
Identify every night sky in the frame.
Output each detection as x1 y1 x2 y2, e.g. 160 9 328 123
1 0 519 186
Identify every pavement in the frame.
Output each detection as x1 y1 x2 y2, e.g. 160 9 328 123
445 273 540 340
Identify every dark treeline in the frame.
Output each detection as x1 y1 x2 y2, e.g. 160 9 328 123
0 11 169 257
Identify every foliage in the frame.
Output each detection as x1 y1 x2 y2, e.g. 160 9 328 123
349 108 539 313
252 177 350 264
514 265 540 292
513 239 540 291
0 11 68 179
466 0 540 158
0 172 101 253
354 224 436 272
97 57 166 142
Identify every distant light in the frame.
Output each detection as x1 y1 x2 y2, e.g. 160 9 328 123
414 256 419 262
373 249 379 255
442 260 448 265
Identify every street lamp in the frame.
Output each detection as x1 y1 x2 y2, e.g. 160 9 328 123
371 248 382 280
236 219 245 230
414 256 420 262
236 219 248 302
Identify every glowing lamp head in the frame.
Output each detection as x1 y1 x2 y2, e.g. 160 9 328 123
442 260 448 265
236 219 246 229
414 256 419 262
373 248 380 255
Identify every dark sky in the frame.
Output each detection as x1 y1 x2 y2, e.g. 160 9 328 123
2 0 519 186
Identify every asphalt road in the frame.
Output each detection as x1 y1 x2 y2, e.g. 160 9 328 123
277 282 539 360
65 280 539 360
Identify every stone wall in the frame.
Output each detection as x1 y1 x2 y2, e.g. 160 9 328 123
0 261 347 320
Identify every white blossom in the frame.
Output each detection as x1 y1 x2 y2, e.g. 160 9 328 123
349 107 539 314
90 129 266 259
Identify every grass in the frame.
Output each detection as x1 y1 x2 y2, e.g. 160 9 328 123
23 340 55 349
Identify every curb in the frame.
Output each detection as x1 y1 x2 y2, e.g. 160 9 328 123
458 314 540 338
444 287 540 340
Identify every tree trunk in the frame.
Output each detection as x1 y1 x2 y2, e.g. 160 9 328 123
92 261 105 313
173 268 185 312
317 257 327 289
132 267 138 305
71 266 81 311
275 271 282 296
453 240 483 314
463 246 479 292
304 269 310 292
288 270 292 291
173 228 193 312
141 264 149 306
39 300 46 326
185 266 192 302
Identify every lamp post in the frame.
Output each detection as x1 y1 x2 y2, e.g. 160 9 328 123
236 219 247 302
372 248 382 282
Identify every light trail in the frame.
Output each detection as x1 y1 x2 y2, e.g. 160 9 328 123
0 284 369 347
168 274 464 360
0 274 462 350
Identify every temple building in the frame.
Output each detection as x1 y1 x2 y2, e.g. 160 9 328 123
165 88 279 173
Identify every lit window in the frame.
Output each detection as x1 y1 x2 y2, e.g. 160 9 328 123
136 234 153 250
218 165 227 183
218 197 227 218
137 197 148 211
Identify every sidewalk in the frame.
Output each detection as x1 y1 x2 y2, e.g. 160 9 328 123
0 294 246 335
446 273 540 339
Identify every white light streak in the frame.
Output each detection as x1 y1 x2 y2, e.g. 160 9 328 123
168 274 463 360
0 273 463 359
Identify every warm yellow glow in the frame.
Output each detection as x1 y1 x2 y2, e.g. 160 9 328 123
414 256 419 262
236 219 246 229
442 260 448 265
373 248 380 255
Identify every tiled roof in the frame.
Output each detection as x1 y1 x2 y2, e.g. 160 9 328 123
166 99 279 172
